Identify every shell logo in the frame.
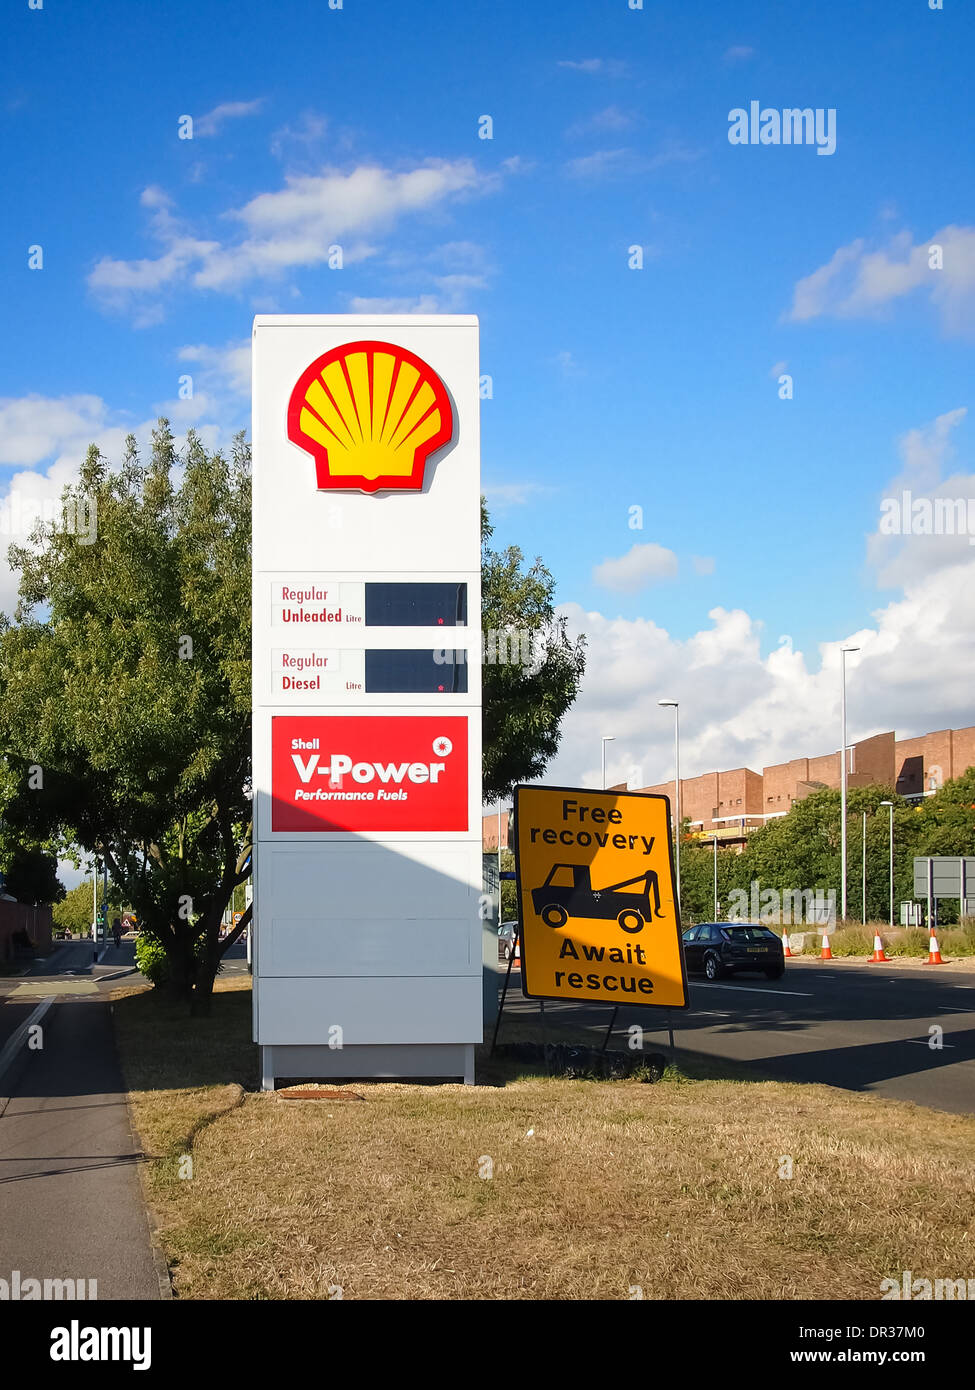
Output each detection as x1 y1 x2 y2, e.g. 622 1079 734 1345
287 339 453 494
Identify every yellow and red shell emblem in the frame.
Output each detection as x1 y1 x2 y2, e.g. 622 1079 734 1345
287 340 453 493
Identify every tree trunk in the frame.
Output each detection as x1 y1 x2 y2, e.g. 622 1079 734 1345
189 907 225 1015
161 927 196 1003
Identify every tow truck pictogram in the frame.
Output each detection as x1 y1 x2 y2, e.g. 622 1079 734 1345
531 863 663 934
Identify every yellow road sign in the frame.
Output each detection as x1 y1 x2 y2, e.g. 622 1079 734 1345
514 785 687 1009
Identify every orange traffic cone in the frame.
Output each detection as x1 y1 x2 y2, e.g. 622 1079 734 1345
926 932 944 965
820 932 833 960
782 929 792 958
868 932 888 963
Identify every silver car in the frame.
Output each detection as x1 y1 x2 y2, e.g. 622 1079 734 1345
498 920 520 961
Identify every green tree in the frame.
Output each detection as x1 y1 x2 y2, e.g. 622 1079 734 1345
708 770 975 926
51 878 124 935
499 846 517 921
481 502 586 800
1 846 64 905
0 449 582 1011
677 825 740 923
730 785 901 923
902 768 975 923
52 881 96 935
0 423 252 1010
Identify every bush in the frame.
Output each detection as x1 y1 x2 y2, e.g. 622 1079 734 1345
886 929 929 957
828 928 873 957
134 933 171 986
134 930 221 987
788 923 975 958
939 927 975 958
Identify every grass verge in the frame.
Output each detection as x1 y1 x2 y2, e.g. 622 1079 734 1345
114 979 975 1301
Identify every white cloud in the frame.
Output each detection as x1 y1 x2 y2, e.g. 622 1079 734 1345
347 294 442 314
195 99 264 137
691 554 715 575
0 391 243 612
646 141 703 170
483 481 550 510
567 105 635 136
0 394 108 467
565 142 700 180
547 554 975 792
88 160 493 315
565 148 630 179
787 226 975 333
270 111 329 162
178 339 253 398
723 45 755 63
548 408 975 791
867 408 975 588
553 349 583 376
592 543 679 593
558 59 628 77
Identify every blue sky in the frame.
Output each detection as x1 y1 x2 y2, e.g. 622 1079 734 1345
2 0 974 796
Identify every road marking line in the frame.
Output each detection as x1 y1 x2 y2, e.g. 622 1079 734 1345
690 982 813 997
0 996 55 1090
904 1040 957 1048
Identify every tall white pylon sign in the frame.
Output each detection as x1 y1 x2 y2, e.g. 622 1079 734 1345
252 316 483 1087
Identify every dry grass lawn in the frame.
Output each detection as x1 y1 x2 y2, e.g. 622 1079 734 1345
113 979 975 1301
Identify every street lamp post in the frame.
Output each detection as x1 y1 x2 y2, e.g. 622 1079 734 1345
840 647 859 922
658 700 680 905
601 736 616 791
862 810 867 924
712 835 718 919
880 800 894 928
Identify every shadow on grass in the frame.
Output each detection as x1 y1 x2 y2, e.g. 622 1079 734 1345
113 980 767 1095
477 1014 772 1088
112 984 260 1094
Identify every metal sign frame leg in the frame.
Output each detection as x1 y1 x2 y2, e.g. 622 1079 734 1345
489 924 520 1056
600 1006 618 1053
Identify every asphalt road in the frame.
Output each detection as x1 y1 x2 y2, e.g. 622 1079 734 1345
0 942 162 1300
0 1000 35 1051
501 958 975 1115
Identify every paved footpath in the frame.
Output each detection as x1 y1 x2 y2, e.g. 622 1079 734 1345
0 948 163 1299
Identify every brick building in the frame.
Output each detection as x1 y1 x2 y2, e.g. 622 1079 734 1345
482 810 510 852
481 725 975 851
0 900 52 965
617 724 975 849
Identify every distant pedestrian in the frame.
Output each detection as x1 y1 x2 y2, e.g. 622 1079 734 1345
112 917 123 949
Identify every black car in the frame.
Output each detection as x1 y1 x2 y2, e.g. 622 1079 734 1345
682 922 784 980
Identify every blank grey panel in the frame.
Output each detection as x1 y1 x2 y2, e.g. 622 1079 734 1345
261 842 480 976
265 917 475 976
255 976 483 1045
268 844 474 917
